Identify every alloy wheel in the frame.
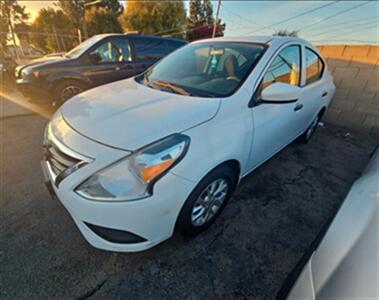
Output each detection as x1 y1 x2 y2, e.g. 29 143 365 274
60 85 83 102
191 178 229 227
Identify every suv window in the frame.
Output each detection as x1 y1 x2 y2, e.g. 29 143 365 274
92 38 132 63
305 48 324 85
260 45 301 92
133 38 166 61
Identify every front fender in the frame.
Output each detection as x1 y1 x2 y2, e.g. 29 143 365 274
173 92 253 184
46 71 93 88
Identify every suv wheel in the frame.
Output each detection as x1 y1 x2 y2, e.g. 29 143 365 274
176 165 237 236
53 80 88 107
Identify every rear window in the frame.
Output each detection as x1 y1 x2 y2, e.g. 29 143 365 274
305 48 324 85
166 40 185 53
133 38 166 61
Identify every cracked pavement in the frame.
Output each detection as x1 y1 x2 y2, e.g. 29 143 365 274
1 98 377 299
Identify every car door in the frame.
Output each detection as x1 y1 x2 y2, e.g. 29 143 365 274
83 38 125 86
297 46 329 130
131 37 167 75
248 44 305 170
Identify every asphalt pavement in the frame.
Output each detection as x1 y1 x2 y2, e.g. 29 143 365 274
0 95 377 300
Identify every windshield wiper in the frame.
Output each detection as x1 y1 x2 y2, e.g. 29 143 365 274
150 80 191 96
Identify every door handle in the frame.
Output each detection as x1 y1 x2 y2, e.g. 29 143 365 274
322 91 328 97
294 103 303 111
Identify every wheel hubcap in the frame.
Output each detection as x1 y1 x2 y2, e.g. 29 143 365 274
191 178 229 227
61 85 83 101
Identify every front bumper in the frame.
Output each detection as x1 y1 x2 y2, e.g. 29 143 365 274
16 77 52 100
41 116 195 252
42 160 194 252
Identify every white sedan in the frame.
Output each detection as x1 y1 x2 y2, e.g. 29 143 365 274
42 36 335 252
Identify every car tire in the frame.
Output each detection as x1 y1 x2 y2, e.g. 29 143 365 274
53 79 88 107
298 112 321 144
176 164 237 236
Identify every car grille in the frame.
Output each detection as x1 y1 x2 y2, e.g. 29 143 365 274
43 136 86 186
46 143 80 176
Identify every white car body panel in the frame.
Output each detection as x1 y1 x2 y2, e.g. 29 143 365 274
44 36 336 252
287 149 379 299
61 78 220 151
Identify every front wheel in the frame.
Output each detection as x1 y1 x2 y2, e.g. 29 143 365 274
176 165 237 236
53 80 88 107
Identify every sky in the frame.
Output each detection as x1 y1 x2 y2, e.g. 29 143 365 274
21 0 378 44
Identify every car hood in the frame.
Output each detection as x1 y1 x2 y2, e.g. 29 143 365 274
17 55 69 72
60 78 220 150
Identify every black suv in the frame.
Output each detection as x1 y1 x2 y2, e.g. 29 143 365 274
15 34 186 104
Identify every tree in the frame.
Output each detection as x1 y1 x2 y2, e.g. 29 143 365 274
85 7 122 37
30 8 76 53
0 0 29 57
186 0 225 41
119 0 186 38
56 0 86 42
95 0 123 14
187 0 204 26
273 29 298 37
203 0 214 25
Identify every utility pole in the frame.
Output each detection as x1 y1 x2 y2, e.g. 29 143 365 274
77 0 102 42
7 11 19 60
212 0 221 38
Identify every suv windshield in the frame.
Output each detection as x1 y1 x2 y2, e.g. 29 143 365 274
65 35 105 59
137 42 265 97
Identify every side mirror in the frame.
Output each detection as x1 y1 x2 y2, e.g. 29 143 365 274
89 52 102 64
261 82 301 103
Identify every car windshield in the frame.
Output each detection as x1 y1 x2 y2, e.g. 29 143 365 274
65 35 104 59
136 42 265 98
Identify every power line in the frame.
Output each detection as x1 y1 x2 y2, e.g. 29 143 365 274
307 19 378 38
246 1 340 35
220 3 269 31
299 1 373 31
311 38 377 44
311 24 377 41
305 15 378 33
156 24 214 38
152 26 186 36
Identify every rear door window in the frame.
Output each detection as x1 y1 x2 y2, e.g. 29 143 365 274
132 38 166 61
113 38 132 62
305 48 324 85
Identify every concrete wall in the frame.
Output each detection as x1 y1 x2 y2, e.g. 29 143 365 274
316 45 378 137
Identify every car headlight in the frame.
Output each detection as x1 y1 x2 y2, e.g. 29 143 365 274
75 134 190 201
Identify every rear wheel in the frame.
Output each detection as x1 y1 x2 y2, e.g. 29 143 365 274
53 80 88 107
298 113 321 144
176 165 237 236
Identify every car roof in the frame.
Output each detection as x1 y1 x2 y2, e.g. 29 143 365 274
193 35 313 47
93 33 187 43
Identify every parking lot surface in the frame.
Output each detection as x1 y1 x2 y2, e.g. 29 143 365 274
0 96 377 299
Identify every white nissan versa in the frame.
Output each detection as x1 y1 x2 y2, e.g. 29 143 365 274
42 36 335 252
